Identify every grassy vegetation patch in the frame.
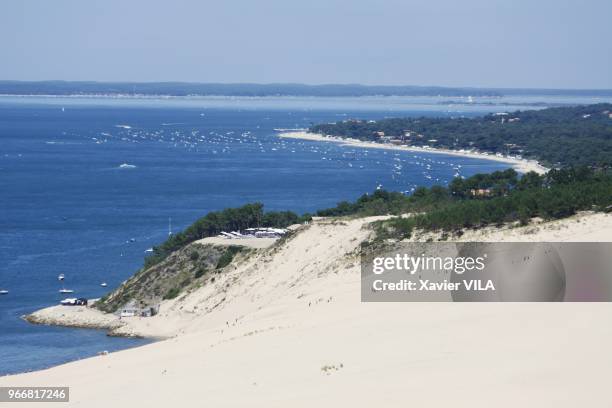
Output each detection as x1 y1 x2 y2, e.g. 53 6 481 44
163 287 181 300
216 246 243 270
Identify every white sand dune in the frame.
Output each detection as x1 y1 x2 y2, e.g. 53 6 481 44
421 212 612 242
3 213 612 407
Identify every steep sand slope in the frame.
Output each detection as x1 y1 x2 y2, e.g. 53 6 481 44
3 213 612 407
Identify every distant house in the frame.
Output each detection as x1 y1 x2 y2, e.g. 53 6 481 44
119 301 159 318
119 301 140 318
141 305 159 317
470 188 492 197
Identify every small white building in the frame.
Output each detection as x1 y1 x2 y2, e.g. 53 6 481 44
119 301 159 318
120 302 140 318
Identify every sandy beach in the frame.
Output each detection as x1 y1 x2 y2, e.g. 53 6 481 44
279 131 549 174
24 304 124 333
3 212 612 407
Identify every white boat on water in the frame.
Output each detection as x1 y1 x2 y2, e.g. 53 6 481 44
100 282 108 287
0 290 8 295
57 273 74 293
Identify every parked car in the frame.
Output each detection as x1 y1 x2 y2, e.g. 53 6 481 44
60 297 88 306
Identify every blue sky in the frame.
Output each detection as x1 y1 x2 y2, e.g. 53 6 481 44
1 0 611 88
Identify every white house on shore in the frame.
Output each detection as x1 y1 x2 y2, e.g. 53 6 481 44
119 301 159 318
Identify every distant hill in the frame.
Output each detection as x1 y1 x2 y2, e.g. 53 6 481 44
0 80 611 98
0 80 498 96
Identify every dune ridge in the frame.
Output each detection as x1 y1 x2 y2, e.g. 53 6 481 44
3 212 612 407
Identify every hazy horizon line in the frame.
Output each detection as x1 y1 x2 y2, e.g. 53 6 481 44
1 79 612 93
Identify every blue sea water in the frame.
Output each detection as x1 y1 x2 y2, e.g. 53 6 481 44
0 94 607 376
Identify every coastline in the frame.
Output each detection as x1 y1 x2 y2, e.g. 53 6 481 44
21 211 611 340
18 238 282 343
279 131 549 175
